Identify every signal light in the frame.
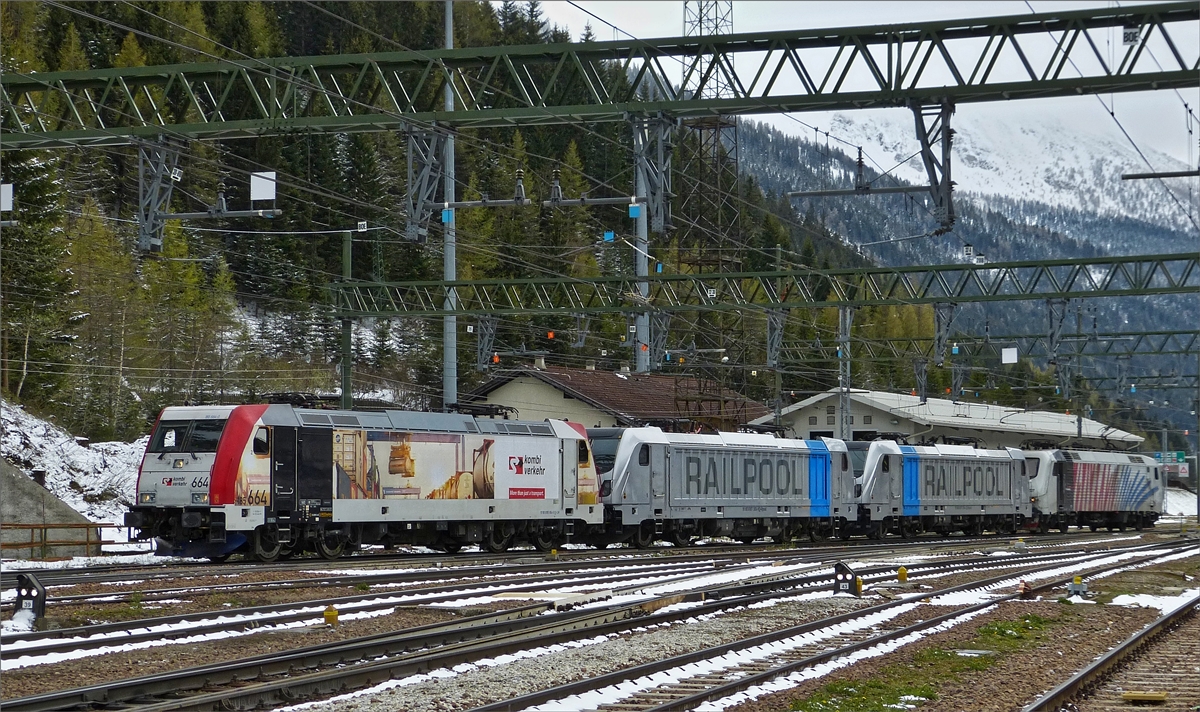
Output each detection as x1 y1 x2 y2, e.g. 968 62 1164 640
547 331 555 339
492 353 499 364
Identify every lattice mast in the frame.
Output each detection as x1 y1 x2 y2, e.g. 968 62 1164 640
674 0 746 431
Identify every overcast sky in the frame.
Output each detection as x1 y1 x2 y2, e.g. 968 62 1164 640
533 1 1199 167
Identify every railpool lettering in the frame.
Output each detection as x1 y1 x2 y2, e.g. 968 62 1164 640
682 451 807 498
922 459 1011 499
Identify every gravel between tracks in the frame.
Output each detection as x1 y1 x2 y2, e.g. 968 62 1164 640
292 596 874 712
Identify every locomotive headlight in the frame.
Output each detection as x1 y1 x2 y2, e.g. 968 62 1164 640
1030 497 1037 502
192 492 210 504
139 492 156 504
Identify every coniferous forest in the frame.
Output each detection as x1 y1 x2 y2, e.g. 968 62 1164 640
0 1 1165 446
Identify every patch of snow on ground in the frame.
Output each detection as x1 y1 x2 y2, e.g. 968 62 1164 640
1164 488 1198 517
1 551 183 571
1109 589 1200 614
1 400 146 527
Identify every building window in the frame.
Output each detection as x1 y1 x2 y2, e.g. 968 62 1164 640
808 416 818 425
826 405 836 414
849 416 854 424
863 415 873 425
826 416 836 425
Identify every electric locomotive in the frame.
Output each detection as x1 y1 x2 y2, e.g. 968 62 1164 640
1024 449 1163 533
126 404 601 560
589 428 856 546
852 440 1030 538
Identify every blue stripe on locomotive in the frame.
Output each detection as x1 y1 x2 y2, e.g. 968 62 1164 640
900 445 920 516
805 440 831 517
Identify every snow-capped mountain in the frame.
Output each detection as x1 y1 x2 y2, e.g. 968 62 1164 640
824 106 1198 234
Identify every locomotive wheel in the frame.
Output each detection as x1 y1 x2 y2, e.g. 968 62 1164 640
483 527 513 554
669 530 692 548
207 553 231 563
437 538 464 554
252 527 282 562
1135 516 1145 532
314 532 345 560
808 528 828 543
532 529 560 552
631 524 655 549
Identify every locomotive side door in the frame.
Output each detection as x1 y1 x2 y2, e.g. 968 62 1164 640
561 439 577 513
272 426 298 542
650 445 666 515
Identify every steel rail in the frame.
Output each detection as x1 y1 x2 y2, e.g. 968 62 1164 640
0 534 1097 647
476 542 1197 712
0 560 727 658
1021 588 1200 711
5 540 1178 712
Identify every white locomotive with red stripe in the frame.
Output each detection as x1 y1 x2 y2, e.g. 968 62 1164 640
126 404 601 560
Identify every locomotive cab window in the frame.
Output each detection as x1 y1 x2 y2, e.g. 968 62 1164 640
841 453 849 471
1025 458 1039 478
577 440 590 465
149 421 188 452
253 427 270 456
638 444 650 466
881 455 890 472
188 419 227 452
148 419 228 453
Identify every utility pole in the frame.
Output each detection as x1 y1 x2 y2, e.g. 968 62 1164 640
442 0 457 410
634 151 650 373
341 231 353 409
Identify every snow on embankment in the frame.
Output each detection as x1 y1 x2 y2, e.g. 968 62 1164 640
1165 488 1198 517
1 400 147 524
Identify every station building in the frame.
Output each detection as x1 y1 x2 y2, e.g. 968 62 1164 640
751 388 1143 449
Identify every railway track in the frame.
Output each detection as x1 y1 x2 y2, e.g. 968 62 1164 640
468 543 1199 712
1 536 1145 661
3 539 1189 712
1024 588 1200 712
0 531 1100 593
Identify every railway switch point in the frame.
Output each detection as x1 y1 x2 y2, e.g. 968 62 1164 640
324 605 339 627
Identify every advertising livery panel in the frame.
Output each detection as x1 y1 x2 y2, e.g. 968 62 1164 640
331 429 562 501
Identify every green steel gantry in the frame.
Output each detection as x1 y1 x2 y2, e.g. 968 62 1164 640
328 252 1200 316
1 2 1196 148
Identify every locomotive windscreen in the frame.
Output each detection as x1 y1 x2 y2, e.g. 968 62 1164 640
147 419 228 453
589 432 622 474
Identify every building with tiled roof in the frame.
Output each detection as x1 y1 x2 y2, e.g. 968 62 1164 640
463 364 770 430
